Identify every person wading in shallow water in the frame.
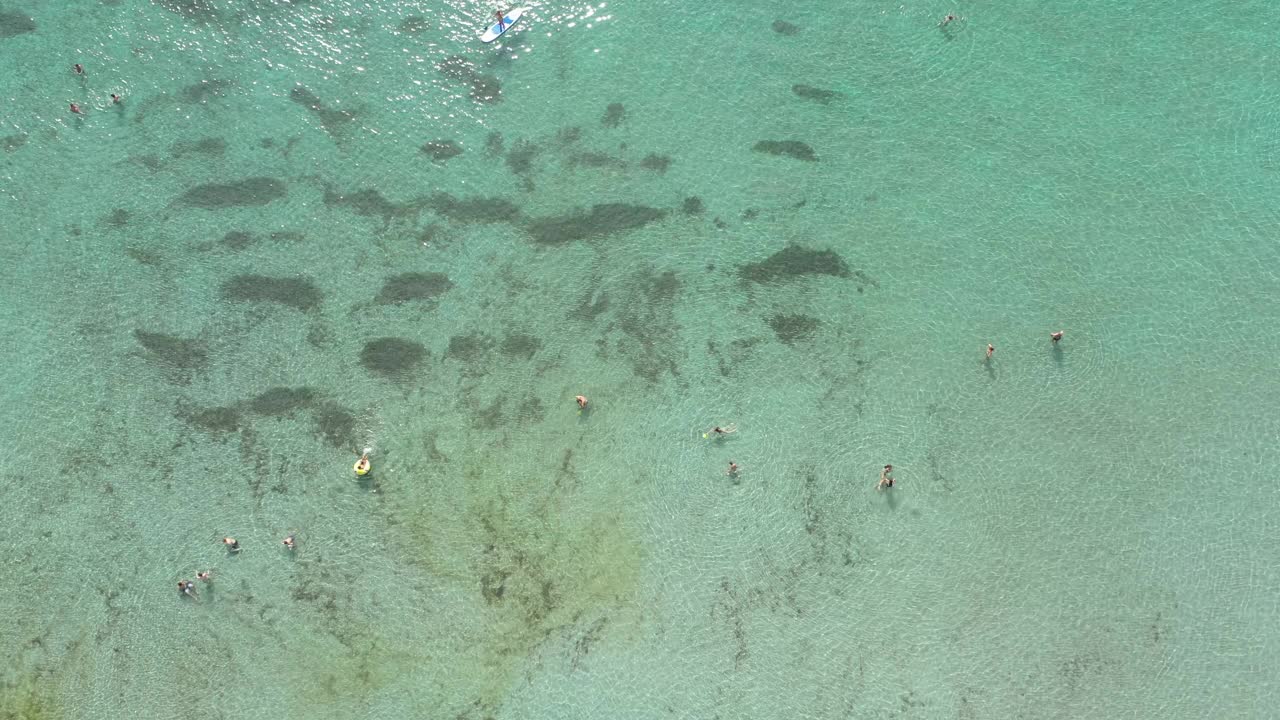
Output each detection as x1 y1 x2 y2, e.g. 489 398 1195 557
877 464 895 491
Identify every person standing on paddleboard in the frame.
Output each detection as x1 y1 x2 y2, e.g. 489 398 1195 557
495 9 505 31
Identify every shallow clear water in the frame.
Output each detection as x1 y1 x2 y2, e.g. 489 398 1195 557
1 0 1278 717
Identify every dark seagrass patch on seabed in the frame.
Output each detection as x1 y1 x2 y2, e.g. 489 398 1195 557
359 337 428 378
103 208 131 227
180 79 232 104
124 246 162 266
556 126 582 145
221 274 323 311
312 402 357 448
569 288 609 322
421 139 463 162
128 154 163 173
375 272 454 304
171 136 227 158
752 140 817 162
2 133 28 152
323 186 421 225
640 154 672 173
435 55 502 103
771 19 800 36
289 86 356 133
525 204 667 245
445 333 496 371
610 268 684 383
738 246 850 283
133 329 209 370
217 230 303 250
0 10 36 37
792 84 838 103
427 193 519 224
398 15 429 34
248 387 317 416
681 197 705 215
602 102 625 128
178 177 286 209
767 313 822 344
177 404 242 436
570 151 626 169
486 131 504 155
499 332 542 360
505 139 539 175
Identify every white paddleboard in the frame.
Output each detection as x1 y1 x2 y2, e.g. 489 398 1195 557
481 8 524 43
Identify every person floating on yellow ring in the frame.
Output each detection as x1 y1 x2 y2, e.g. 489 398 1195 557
354 448 372 476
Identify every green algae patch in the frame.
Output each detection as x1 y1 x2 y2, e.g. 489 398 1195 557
390 455 644 713
287 624 426 712
0 672 63 720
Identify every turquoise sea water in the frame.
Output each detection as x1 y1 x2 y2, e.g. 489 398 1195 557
2 0 1279 717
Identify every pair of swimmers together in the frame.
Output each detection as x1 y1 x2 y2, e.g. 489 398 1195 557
220 534 295 553
178 569 213 599
983 331 1065 361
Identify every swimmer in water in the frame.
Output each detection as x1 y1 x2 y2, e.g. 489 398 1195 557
704 424 738 439
196 570 212 582
69 102 83 114
1051 330 1064 345
74 63 84 75
111 93 122 104
178 580 197 598
575 395 588 410
726 460 741 477
222 537 241 553
877 464 895 491
986 344 995 360
939 14 958 27
282 534 296 550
